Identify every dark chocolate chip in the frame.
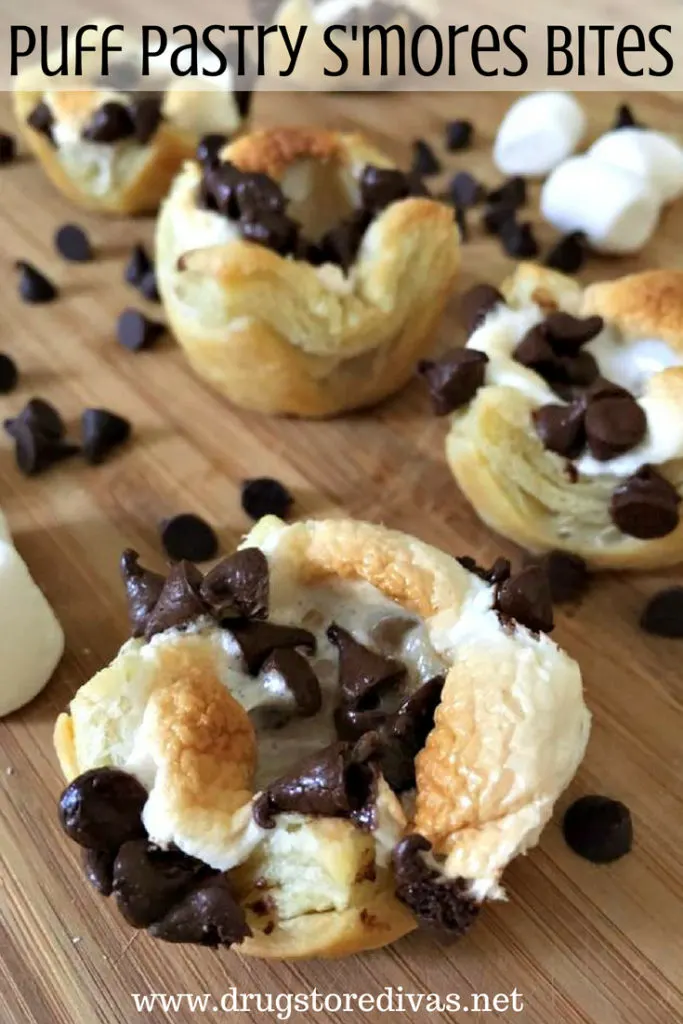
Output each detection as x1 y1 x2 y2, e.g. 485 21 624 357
200 547 269 620
0 354 18 394
411 139 441 177
544 313 604 355
392 834 480 936
83 102 136 143
613 103 641 130
59 768 147 851
12 421 79 476
334 705 388 742
226 620 316 675
544 232 587 275
445 119 473 152
418 348 488 416
584 395 647 461
460 283 504 336
488 176 526 209
482 202 516 236
200 160 242 217
317 210 369 273
495 566 554 634
16 261 57 304
131 95 163 144
240 210 299 256
138 268 159 303
376 675 445 792
500 220 539 259
160 514 218 563
533 401 586 460
120 549 165 638
116 309 165 352
360 165 413 214
241 477 293 521
148 876 251 946
561 351 600 388
144 560 208 640
5 397 64 440
27 102 55 144
457 555 511 585
450 170 483 208
54 224 92 263
83 848 115 896
124 244 152 288
0 132 16 165
562 795 633 863
610 466 681 540
261 649 322 717
514 324 559 374
113 840 207 928
81 408 131 465
327 623 405 710
640 587 683 638
197 133 230 166
531 551 590 605
235 172 287 218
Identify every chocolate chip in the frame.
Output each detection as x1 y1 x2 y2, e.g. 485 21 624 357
495 566 554 634
0 354 18 394
120 549 165 637
83 848 115 896
614 103 641 130
445 120 473 152
131 95 163 144
544 232 587 275
585 376 631 404
640 587 683 638
392 834 480 936
124 244 152 288
241 477 293 521
240 210 299 256
488 176 526 209
12 420 79 476
200 160 242 217
460 283 504 336
160 514 218 563
54 224 92 263
148 876 251 946
59 768 147 851
514 324 558 374
252 740 378 830
533 401 586 459
0 132 16 165
83 102 135 143
359 165 413 214
562 795 633 863
81 408 131 465
261 649 322 717
500 220 539 259
531 551 590 605
144 561 208 640
197 133 230 166
411 139 441 177
113 840 207 928
376 675 445 792
317 210 369 273
226 621 316 675
482 202 516 236
16 261 57 303
116 309 165 352
327 623 405 710
200 547 269 620
235 173 287 218
457 555 511 585
544 313 604 355
562 351 599 388
27 102 55 144
611 466 681 540
450 170 483 208
5 397 64 440
138 268 159 303
418 348 488 416
584 395 646 461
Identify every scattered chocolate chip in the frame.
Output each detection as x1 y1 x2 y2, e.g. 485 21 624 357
531 551 590 605
562 351 599 389
327 623 405 710
514 324 558 374
261 649 322 717
83 101 136 143
533 401 586 459
59 768 147 851
160 513 219 563
200 547 269 620
138 268 159 303
131 95 163 144
241 477 293 521
124 244 153 288
482 202 516 236
113 840 207 928
197 133 230 166
116 309 165 352
149 876 251 946
144 560 208 640
54 224 92 263
611 466 681 540
584 395 646 461
411 139 441 177
500 219 539 259
545 232 587 275
495 566 554 634
200 160 242 217
562 795 633 863
0 354 18 394
449 170 483 208
120 549 165 637
12 420 79 476
488 176 526 209
16 261 58 304
640 587 683 638
544 313 604 355
460 283 504 336
445 119 473 152
226 620 316 675
613 103 641 130
27 102 55 144
376 675 445 792
81 408 131 465
5 397 64 440
360 165 415 214
0 132 16 165
457 555 511 585
418 348 488 416
392 834 480 936
83 848 115 896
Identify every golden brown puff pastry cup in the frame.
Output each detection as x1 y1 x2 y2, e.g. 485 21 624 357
155 127 460 417
13 28 248 215
54 516 589 959
439 264 683 571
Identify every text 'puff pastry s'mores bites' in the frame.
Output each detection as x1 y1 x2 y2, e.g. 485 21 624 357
54 516 589 958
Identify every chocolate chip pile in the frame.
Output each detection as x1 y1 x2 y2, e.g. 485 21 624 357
28 94 164 148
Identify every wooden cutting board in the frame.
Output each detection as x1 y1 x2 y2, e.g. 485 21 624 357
0 88 682 1024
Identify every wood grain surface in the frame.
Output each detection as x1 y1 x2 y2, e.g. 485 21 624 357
0 89 682 1024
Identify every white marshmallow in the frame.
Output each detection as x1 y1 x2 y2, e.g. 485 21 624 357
0 535 64 717
541 155 660 254
493 92 587 178
588 128 683 205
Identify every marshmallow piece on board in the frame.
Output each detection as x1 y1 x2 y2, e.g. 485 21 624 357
0 537 64 717
493 92 587 178
541 155 661 255
588 128 683 205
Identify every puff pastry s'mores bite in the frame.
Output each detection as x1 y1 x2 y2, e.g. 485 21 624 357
54 516 589 958
155 127 460 417
421 264 683 570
